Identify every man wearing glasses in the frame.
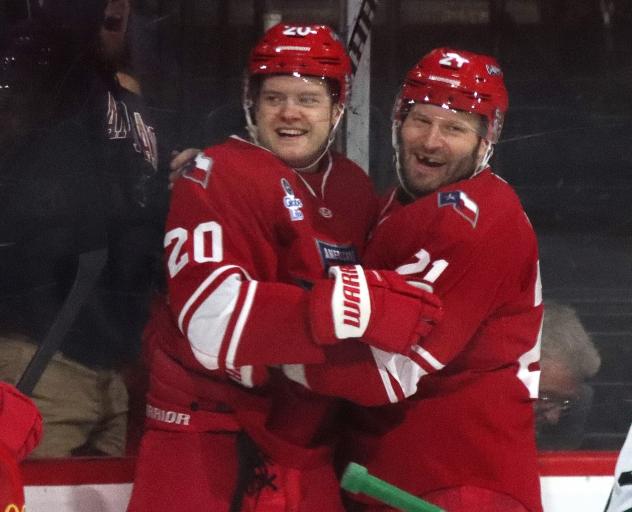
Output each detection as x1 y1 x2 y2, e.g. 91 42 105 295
535 302 601 450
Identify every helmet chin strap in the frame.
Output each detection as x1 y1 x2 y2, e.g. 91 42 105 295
244 98 259 146
293 106 345 172
392 118 418 200
473 139 494 176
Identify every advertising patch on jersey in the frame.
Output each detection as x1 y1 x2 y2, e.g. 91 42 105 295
438 190 479 227
281 178 304 221
316 240 359 271
183 153 213 188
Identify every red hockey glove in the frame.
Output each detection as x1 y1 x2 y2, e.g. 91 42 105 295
309 265 442 353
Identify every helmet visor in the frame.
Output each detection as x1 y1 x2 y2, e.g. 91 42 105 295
400 99 488 140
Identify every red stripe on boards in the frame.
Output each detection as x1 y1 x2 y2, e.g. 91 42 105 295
21 452 618 485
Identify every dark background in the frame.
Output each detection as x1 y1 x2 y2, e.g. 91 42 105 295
2 0 631 450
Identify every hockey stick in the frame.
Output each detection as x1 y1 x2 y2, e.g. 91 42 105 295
16 248 108 396
342 462 444 512
346 0 380 78
340 0 379 163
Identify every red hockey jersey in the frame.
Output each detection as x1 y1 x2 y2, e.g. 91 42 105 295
144 136 378 460
286 168 544 511
159 136 377 379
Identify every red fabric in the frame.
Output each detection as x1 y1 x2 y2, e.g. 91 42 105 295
0 442 25 511
0 383 42 511
22 457 136 485
0 383 42 462
342 170 542 511
19 451 619 486
301 170 543 511
164 137 378 370
142 348 332 468
128 429 344 512
423 486 531 512
309 265 442 352
131 138 378 510
241 465 313 512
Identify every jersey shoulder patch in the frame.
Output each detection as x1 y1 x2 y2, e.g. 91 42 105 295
182 152 214 188
437 190 479 228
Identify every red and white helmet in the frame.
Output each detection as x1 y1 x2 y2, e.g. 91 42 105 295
243 23 351 152
394 47 509 143
246 23 351 106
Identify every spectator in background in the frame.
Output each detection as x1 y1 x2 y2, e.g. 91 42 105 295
0 0 168 458
536 302 601 450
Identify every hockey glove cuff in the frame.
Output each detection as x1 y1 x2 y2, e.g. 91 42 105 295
309 265 443 353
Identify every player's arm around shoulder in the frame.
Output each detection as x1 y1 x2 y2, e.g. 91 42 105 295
360 173 531 359
282 341 430 406
168 142 278 249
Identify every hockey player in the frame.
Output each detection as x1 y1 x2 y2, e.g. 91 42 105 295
127 24 442 511
282 48 544 511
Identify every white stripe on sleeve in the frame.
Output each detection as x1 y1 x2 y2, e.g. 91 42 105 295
282 364 309 388
225 281 258 369
187 272 243 370
411 345 445 371
371 347 428 402
179 264 243 332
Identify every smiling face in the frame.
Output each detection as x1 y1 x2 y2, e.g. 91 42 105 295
254 75 340 173
398 103 488 197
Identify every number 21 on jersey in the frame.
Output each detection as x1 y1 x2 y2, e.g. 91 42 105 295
395 248 449 290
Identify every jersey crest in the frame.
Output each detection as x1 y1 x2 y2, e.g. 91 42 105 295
316 240 359 272
183 153 213 188
438 190 479 227
281 178 304 221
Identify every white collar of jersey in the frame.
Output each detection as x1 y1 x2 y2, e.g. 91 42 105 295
230 134 258 146
379 189 398 223
292 151 332 200
230 135 333 200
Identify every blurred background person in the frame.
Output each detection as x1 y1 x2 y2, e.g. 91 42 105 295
536 302 602 450
0 0 169 458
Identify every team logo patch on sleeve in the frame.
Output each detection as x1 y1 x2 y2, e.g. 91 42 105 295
316 240 359 271
183 153 213 188
281 178 304 221
438 190 479 227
